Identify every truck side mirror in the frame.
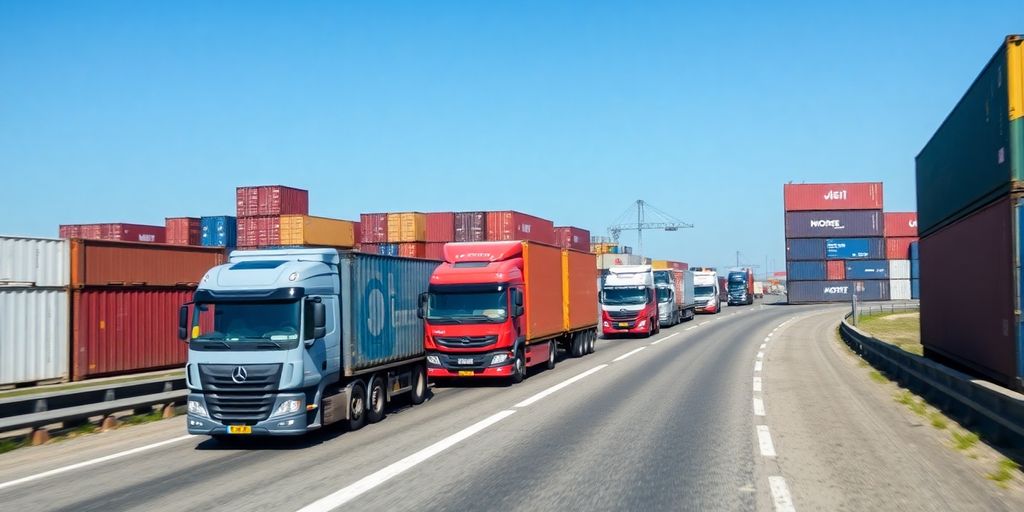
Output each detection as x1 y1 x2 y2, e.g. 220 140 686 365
417 293 428 319
312 302 326 339
515 305 524 317
178 305 189 341
514 289 523 307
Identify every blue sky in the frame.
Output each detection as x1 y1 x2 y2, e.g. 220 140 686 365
1 1 1018 275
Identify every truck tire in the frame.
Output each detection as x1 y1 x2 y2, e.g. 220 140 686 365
571 333 584 358
546 340 557 369
348 381 366 431
366 377 386 424
510 349 525 384
587 331 596 354
409 365 427 405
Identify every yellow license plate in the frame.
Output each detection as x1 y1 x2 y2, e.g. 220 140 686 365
618 322 629 328
228 425 252 434
458 370 474 377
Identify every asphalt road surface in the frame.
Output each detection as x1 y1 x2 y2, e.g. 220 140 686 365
1 299 1020 511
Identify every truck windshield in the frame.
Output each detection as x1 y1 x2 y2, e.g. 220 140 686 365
602 287 648 305
728 282 746 292
427 290 507 324
192 301 301 348
653 273 672 287
694 286 716 297
656 287 673 303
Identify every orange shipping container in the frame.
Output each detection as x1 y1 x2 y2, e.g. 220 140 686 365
386 212 427 242
522 242 564 341
279 215 357 247
70 239 225 287
562 249 598 330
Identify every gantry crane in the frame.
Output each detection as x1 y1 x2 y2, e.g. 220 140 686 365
607 200 693 255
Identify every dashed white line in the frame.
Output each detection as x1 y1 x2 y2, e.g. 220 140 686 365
763 337 771 343
612 347 647 362
753 397 766 416
759 343 766 349
769 476 796 512
296 410 516 512
514 365 608 408
649 332 679 345
685 326 698 331
757 425 777 457
756 351 764 360
754 360 763 372
753 376 762 392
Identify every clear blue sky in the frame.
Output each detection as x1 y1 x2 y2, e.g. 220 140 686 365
1 1 1018 276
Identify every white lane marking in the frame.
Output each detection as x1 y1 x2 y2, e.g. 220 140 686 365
296 410 516 512
754 361 763 372
763 337 771 343
756 351 764 360
0 434 196 491
753 376 762 392
650 332 679 345
753 397 766 416
759 343 766 349
698 322 709 326
612 347 647 363
514 365 608 408
685 326 698 331
769 476 796 512
757 425 777 457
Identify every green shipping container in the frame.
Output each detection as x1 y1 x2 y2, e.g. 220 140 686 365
915 35 1024 237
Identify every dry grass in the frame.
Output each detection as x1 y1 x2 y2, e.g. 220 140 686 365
856 312 923 355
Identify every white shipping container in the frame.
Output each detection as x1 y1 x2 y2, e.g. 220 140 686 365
0 288 69 386
0 236 69 287
889 279 912 301
598 253 646 269
888 259 911 280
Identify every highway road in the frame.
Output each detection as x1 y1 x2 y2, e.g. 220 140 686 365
1 300 1021 511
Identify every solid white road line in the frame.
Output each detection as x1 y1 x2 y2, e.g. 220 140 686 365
0 434 195 491
769 476 796 512
612 347 647 363
756 351 764 360
753 376 762 392
757 425 777 457
754 361 763 372
649 332 679 345
296 410 516 512
753 397 766 416
514 365 608 408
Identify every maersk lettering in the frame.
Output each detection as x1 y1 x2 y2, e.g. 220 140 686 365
810 219 843 229
823 286 849 294
823 190 848 200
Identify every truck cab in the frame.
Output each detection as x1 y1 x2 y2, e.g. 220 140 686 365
601 265 657 337
654 270 677 326
728 268 755 305
692 269 720 314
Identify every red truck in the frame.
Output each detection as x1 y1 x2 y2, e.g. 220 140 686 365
420 241 598 383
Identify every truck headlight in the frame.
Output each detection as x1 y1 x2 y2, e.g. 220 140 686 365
188 400 209 418
637 319 646 328
490 353 509 365
271 399 302 418
426 355 441 365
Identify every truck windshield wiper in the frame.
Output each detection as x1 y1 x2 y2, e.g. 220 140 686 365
255 339 285 349
196 340 232 350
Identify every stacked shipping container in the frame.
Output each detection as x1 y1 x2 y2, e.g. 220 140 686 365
59 223 165 243
235 185 309 249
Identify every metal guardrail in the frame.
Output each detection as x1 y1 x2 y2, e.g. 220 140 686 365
839 315 1024 460
0 377 187 434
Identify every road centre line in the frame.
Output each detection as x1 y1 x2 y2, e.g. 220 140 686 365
295 410 517 512
755 361 763 372
685 326 698 331
753 397 766 416
764 337 771 343
757 425 777 457
760 343 766 349
612 347 647 363
753 377 762 392
514 365 608 408
756 351 764 360
0 434 196 491
769 476 796 512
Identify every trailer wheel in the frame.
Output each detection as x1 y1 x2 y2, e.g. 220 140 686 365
546 340 557 370
348 381 366 431
366 377 386 424
409 365 427 405
571 333 584 358
510 348 526 384
587 331 596 354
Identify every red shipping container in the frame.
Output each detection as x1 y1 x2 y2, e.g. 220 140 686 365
398 242 426 258
783 182 883 211
454 212 487 242
485 211 555 244
165 217 201 245
60 223 165 243
359 213 389 243
826 260 845 280
425 242 446 260
237 216 281 248
885 237 918 260
72 288 208 380
554 226 591 252
425 212 455 242
71 239 225 287
59 225 81 238
236 186 309 217
883 212 918 237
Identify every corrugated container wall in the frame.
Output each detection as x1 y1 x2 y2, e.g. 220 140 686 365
889 260 911 279
70 240 225 287
279 215 356 248
885 237 919 260
883 212 918 238
454 212 487 242
890 279 912 300
398 242 426 259
787 280 890 303
554 226 591 252
786 261 826 281
562 249 598 330
60 224 166 243
911 279 920 299
786 238 825 261
425 242 446 261
359 213 389 243
165 217 201 245
0 288 69 386
486 211 556 245
237 216 281 248
784 210 883 238
845 260 889 280
522 243 564 340
236 185 309 217
342 253 439 372
826 260 845 280
200 216 237 248
909 241 920 260
425 212 455 242
377 244 399 257
783 182 884 211
387 213 427 242
1 236 69 287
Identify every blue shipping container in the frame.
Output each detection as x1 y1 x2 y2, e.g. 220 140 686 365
787 261 826 281
379 244 399 257
787 280 890 303
201 216 237 248
844 260 889 280
786 238 824 261
910 260 920 279
825 238 885 260
911 278 920 299
909 241 919 260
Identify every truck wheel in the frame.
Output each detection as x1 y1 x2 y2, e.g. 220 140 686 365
348 381 366 431
571 333 584 357
546 340 557 369
366 377 386 424
409 365 427 405
510 349 526 384
587 331 596 354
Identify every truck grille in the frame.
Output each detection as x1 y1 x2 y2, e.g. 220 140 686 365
435 335 498 348
198 364 282 425
606 310 638 320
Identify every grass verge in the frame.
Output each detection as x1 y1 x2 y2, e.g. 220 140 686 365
854 312 922 355
988 458 1022 488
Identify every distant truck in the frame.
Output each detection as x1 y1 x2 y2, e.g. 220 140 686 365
654 269 696 326
753 281 764 299
421 241 597 383
717 276 728 304
728 268 755 305
692 269 721 314
180 249 437 437
601 265 658 337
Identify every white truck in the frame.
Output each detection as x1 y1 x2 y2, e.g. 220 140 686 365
753 281 764 299
654 269 696 326
692 269 721 314
600 265 658 337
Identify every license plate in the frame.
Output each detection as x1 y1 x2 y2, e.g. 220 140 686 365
458 370 474 377
618 322 629 328
227 425 252 434
457 358 474 365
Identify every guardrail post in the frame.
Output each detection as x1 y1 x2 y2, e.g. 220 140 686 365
100 414 119 431
162 403 177 419
30 428 50 445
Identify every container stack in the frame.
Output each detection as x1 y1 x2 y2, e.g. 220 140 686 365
453 212 487 243
59 223 165 243
486 211 555 245
914 35 1023 390
425 212 455 260
388 212 427 259
883 212 918 300
784 182 888 303
235 185 309 248
554 226 591 252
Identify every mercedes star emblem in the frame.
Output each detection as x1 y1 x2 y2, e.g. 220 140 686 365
231 366 248 383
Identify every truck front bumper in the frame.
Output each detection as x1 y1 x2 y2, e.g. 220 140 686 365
696 303 718 313
186 393 312 436
602 318 650 335
426 350 515 378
